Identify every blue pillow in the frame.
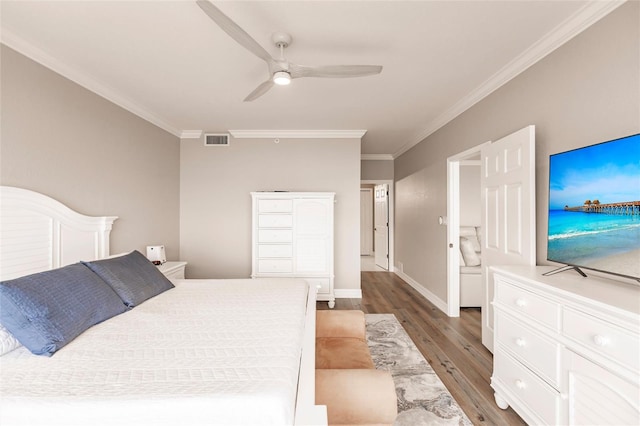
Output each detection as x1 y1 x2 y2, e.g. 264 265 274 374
82 250 174 308
0 263 127 356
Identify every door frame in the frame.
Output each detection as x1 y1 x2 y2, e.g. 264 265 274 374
361 179 394 271
360 188 374 256
446 142 490 317
374 183 390 270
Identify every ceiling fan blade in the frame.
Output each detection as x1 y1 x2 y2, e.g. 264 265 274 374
197 0 273 63
289 64 383 79
244 80 275 102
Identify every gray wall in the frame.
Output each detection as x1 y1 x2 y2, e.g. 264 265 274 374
460 164 481 227
0 45 181 259
361 159 394 180
394 3 640 303
180 137 361 292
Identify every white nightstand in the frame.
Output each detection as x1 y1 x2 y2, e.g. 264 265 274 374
157 261 187 279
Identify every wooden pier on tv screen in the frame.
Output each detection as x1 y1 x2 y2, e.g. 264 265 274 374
563 200 640 215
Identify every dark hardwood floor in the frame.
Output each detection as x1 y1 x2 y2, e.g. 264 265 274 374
317 271 526 426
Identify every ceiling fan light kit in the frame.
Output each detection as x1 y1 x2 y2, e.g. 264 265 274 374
196 0 383 101
273 71 291 86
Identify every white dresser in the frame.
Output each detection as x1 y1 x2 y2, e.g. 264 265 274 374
491 265 640 425
251 192 335 308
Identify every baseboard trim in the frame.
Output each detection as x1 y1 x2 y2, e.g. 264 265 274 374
335 289 363 299
393 268 448 314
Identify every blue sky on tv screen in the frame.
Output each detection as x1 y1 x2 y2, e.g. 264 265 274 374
549 134 640 210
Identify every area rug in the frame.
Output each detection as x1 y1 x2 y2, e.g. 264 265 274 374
366 314 473 426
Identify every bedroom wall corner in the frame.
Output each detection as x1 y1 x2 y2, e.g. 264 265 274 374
0 45 181 260
179 136 361 293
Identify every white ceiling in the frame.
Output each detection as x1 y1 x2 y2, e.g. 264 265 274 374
0 1 623 157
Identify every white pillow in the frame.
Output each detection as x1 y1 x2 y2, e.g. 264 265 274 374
0 323 22 356
460 227 481 252
460 237 481 267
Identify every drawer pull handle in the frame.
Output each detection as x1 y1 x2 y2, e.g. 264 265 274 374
515 298 527 308
316 285 322 290
515 338 526 347
515 379 526 390
593 335 609 346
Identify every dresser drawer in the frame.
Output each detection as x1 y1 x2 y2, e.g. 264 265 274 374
258 259 293 273
258 229 293 243
495 278 560 331
258 214 293 228
304 278 331 295
563 307 639 373
258 199 293 213
258 244 293 258
496 312 560 387
493 349 560 425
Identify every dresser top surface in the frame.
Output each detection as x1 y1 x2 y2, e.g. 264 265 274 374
492 265 640 317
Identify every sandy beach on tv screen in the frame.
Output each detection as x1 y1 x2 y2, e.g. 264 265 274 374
587 248 640 279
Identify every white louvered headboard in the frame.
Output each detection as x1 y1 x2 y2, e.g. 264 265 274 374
0 186 117 281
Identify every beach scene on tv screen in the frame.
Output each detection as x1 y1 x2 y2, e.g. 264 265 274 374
548 134 640 278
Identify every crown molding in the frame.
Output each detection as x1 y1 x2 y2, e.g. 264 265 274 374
180 130 203 139
1 30 183 138
361 154 394 161
229 130 367 139
392 0 626 159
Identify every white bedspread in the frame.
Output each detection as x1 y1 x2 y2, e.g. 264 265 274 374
0 278 309 426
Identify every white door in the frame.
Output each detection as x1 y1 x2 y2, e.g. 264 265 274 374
481 125 536 351
360 189 374 256
374 184 389 270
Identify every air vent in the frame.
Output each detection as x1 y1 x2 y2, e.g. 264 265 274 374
204 133 230 146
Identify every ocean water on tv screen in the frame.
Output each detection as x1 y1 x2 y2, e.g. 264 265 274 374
548 210 640 267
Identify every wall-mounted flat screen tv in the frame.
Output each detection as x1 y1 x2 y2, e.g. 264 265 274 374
547 133 640 280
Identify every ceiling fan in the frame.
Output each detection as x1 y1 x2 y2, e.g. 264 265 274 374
196 0 383 101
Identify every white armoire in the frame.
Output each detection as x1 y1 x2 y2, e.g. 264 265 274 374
251 192 335 308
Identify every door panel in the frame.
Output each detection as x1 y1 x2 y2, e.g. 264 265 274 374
485 186 500 249
505 184 523 254
374 184 389 270
294 198 331 274
481 125 536 351
360 189 373 256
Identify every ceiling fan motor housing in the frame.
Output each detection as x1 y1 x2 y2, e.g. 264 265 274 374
272 32 292 48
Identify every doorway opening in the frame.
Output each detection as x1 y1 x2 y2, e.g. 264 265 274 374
446 142 489 317
361 179 394 272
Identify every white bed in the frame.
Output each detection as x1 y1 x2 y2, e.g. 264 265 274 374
0 186 326 425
